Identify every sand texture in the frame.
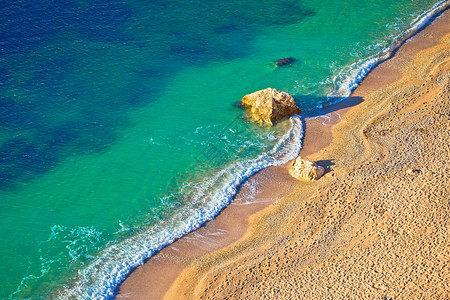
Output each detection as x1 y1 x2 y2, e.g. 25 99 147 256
164 13 450 300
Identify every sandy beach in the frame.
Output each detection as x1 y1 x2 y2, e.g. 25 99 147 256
118 8 449 299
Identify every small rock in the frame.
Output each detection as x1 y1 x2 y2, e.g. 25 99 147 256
289 157 325 181
406 169 421 175
274 57 296 67
241 88 301 126
325 171 335 177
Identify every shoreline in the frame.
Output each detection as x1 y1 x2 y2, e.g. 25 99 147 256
117 8 449 299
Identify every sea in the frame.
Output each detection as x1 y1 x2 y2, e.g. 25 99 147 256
0 0 447 298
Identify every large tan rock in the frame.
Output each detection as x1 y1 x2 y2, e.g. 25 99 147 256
289 157 325 181
241 88 301 125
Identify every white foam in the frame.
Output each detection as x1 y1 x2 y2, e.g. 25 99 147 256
327 0 449 102
56 116 303 299
9 225 105 300
55 2 450 298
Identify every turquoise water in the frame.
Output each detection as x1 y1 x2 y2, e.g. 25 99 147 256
0 0 446 298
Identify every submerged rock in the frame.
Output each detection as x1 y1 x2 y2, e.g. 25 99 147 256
241 88 301 126
289 157 325 181
274 57 296 66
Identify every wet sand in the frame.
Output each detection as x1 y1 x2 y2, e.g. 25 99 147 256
118 8 449 299
117 163 298 299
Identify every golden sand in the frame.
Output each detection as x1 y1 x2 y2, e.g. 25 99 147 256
164 13 450 300
118 10 450 299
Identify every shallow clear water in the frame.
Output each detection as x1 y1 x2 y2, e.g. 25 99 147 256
0 0 445 298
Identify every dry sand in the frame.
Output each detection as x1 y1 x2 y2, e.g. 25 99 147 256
119 9 450 300
117 164 298 299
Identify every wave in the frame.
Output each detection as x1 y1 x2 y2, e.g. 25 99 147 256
56 116 303 299
326 0 449 104
53 1 449 298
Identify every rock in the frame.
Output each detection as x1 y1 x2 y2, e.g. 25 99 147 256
406 169 421 175
241 88 301 125
289 157 325 181
275 57 296 66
